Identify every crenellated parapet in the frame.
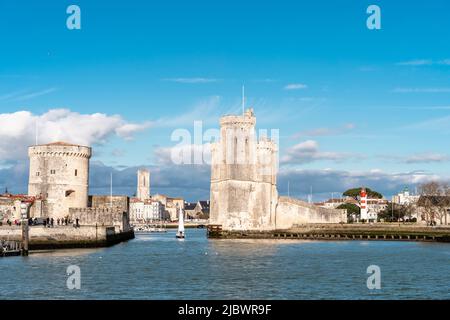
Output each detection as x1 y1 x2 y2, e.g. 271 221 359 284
28 143 92 159
220 108 256 128
70 207 123 214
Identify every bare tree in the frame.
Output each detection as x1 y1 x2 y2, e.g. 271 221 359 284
441 183 450 225
418 182 450 225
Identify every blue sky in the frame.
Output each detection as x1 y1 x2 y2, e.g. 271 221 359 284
1 0 450 201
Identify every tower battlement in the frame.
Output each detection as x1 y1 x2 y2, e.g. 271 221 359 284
28 143 91 158
219 108 256 128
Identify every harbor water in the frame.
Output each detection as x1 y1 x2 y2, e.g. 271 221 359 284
1 229 450 299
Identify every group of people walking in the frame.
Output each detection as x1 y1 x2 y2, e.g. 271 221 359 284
2 217 81 228
40 217 80 228
20 217 81 227
0 240 19 254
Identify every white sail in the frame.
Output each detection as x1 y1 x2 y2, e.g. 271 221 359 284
178 207 185 233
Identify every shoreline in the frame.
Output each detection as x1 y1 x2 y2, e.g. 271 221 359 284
207 223 450 243
0 226 135 251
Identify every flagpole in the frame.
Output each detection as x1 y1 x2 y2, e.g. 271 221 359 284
110 172 113 208
242 85 245 115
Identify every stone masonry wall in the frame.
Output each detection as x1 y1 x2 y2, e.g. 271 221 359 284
275 196 347 229
89 195 130 213
0 225 108 242
69 207 130 232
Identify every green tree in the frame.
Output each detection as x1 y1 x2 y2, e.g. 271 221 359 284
378 203 414 222
343 187 383 200
337 203 360 218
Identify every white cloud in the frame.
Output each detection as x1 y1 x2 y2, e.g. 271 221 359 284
396 59 433 66
284 83 308 90
281 140 362 164
0 88 57 102
292 123 355 138
1 157 448 202
404 153 450 164
396 59 450 66
0 109 150 162
253 78 278 83
358 66 377 72
392 87 450 93
402 115 450 134
277 168 445 200
115 122 152 140
152 95 223 128
153 143 212 166
163 78 219 84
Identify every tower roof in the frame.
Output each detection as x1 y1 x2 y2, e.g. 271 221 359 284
42 141 80 147
31 141 91 149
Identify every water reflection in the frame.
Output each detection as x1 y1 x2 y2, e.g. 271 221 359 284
1 229 449 299
31 248 103 257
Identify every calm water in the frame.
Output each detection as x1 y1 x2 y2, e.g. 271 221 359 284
1 229 450 299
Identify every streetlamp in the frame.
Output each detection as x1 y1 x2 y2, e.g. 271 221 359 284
391 201 394 223
20 202 30 256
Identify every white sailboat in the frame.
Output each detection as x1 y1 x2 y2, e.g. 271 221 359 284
176 206 185 239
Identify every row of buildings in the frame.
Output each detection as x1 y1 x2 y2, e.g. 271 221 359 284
315 187 449 224
315 191 390 222
106 169 210 225
0 143 210 229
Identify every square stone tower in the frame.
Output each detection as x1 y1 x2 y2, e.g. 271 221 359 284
209 109 278 230
209 110 347 231
137 169 150 201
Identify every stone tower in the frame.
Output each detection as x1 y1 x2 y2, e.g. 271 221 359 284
28 142 92 219
136 169 150 201
210 108 278 230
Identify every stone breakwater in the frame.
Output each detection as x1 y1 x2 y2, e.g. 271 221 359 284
207 223 450 242
0 225 134 250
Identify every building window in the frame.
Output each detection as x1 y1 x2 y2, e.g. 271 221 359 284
50 170 56 174
36 172 40 176
75 169 78 176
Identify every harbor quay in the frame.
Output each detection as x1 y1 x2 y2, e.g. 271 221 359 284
207 223 450 242
0 224 134 250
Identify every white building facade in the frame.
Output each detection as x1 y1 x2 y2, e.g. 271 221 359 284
392 187 420 205
130 199 164 224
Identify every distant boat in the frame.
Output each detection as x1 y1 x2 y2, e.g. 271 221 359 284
176 206 185 240
134 223 167 233
148 225 167 233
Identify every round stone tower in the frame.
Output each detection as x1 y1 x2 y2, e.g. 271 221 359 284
28 142 92 219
